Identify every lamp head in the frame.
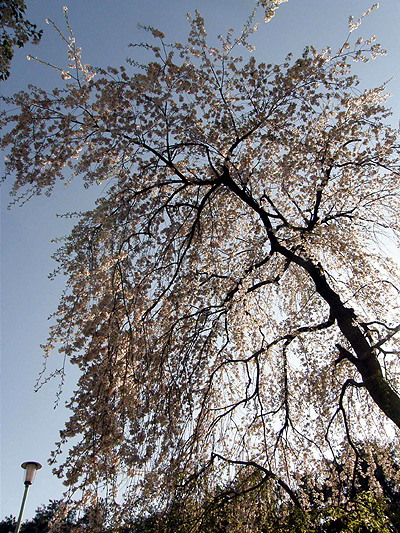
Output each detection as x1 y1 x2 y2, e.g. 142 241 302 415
21 461 42 485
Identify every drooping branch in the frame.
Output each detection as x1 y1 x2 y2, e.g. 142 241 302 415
211 453 303 510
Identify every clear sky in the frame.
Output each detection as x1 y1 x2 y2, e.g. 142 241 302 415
1 0 399 522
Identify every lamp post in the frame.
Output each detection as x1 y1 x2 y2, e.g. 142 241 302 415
14 461 42 533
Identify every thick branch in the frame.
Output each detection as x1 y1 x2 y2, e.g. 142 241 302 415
276 247 400 429
220 164 400 429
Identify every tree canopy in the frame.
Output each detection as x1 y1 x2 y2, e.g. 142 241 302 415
1 1 400 526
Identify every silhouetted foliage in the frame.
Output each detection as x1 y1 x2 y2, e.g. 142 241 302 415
0 0 42 80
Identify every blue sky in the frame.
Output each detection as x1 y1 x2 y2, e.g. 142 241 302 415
1 0 399 522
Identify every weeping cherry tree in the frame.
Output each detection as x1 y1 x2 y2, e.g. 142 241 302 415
2 0 400 523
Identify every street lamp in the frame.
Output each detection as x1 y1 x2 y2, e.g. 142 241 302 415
14 461 42 533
